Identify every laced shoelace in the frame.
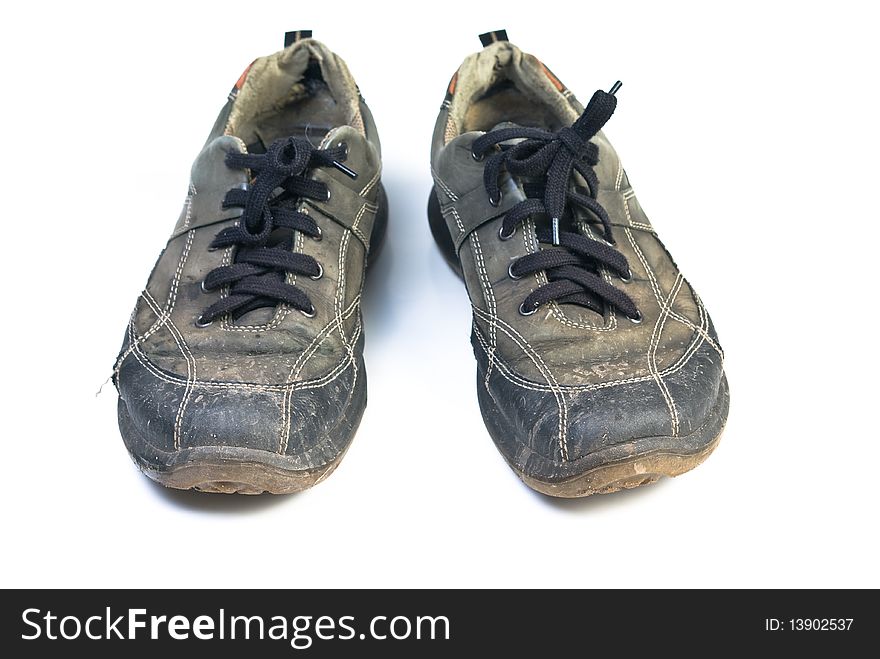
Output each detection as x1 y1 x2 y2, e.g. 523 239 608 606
471 82 641 322
197 136 355 326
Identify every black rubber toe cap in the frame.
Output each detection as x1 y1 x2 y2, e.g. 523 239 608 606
473 330 726 483
114 338 366 473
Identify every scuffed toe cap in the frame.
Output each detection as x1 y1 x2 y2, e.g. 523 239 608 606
473 330 726 483
114 336 365 472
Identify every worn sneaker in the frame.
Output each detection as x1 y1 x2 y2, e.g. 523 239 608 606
428 31 728 497
113 32 386 494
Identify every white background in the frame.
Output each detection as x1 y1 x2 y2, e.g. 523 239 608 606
2 1 878 588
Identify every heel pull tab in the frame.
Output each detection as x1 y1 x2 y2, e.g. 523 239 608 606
284 30 313 48
479 30 509 47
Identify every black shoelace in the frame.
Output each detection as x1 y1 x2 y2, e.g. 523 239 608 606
471 82 641 322
197 136 354 326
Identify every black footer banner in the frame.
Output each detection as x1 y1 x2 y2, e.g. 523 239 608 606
1 589 873 656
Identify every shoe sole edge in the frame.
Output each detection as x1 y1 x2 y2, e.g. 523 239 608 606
118 399 357 495
137 446 347 495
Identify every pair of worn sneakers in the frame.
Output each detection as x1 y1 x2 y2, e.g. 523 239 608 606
113 31 728 498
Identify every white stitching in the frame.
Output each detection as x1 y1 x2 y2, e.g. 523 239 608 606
143 291 197 449
181 183 197 230
469 232 499 382
358 167 381 196
692 293 724 359
280 319 362 454
113 230 195 374
123 296 362 392
472 315 707 394
337 207 360 378
623 193 711 436
473 323 722 472
129 317 363 395
623 191 635 227
431 169 459 202
285 295 361 385
279 197 369 453
165 229 195 312
281 202 359 453
648 275 683 436
472 304 570 459
621 188 652 232
623 214 723 360
350 224 370 247
621 209 680 430
441 204 465 234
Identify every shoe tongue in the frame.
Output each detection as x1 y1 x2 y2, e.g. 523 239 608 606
233 125 375 328
489 121 522 132
243 49 337 151
245 123 334 154
486 121 531 150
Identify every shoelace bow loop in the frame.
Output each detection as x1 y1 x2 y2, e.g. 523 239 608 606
471 85 640 320
197 137 349 325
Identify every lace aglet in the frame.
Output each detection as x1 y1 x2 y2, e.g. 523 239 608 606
331 160 359 180
552 217 561 245
609 80 622 96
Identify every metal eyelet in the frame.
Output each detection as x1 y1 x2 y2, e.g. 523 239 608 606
498 225 516 241
195 315 213 328
519 302 538 316
300 305 316 318
628 310 643 324
313 226 323 241
310 263 324 280
508 262 522 280
338 142 349 159
489 191 502 207
323 187 332 202
200 280 210 293
471 150 484 162
618 269 633 283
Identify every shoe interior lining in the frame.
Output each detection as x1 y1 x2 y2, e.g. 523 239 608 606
225 39 364 149
448 42 579 139
463 80 563 133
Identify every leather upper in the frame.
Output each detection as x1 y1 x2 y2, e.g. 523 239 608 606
114 38 381 461
128 125 381 386
430 41 726 468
